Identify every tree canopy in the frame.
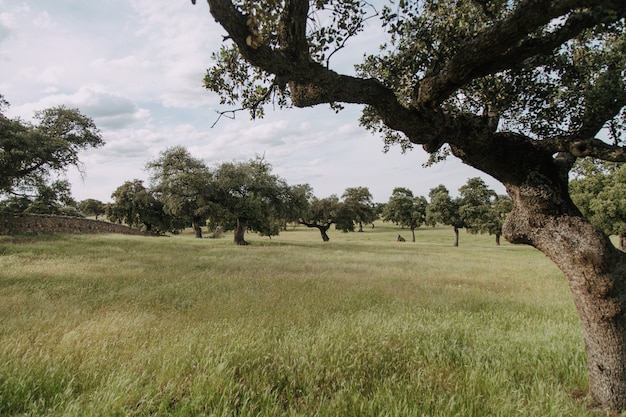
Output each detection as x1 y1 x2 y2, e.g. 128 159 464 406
382 187 427 242
0 97 104 197
208 156 295 245
196 0 626 408
146 146 213 238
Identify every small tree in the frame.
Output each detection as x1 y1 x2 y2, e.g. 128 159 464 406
146 146 212 238
107 180 171 232
427 185 465 247
79 199 106 219
299 194 341 242
24 179 79 216
487 195 513 246
209 157 292 245
341 187 377 232
382 187 428 242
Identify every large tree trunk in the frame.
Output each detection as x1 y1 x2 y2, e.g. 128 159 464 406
234 217 249 245
453 226 459 247
503 178 626 410
450 133 626 409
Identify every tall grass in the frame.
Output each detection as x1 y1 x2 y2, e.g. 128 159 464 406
0 224 601 416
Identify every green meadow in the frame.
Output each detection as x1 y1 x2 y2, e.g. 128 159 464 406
0 224 604 416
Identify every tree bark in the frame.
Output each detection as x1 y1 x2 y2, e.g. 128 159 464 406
192 217 203 239
234 217 249 245
318 226 330 242
505 183 626 409
411 227 416 242
450 131 626 408
453 227 459 247
299 221 331 242
495 233 501 246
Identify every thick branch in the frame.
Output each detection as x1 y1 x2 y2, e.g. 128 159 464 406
415 0 626 107
544 138 626 162
278 0 309 60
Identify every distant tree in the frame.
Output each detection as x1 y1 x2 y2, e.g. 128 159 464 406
107 180 172 233
459 178 495 228
458 177 512 245
79 199 106 219
279 183 313 230
24 179 79 216
427 185 465 247
208 157 292 245
334 203 356 233
0 179 79 216
487 195 513 245
570 160 626 250
382 187 428 242
299 193 341 242
341 187 377 232
146 146 212 238
0 99 104 197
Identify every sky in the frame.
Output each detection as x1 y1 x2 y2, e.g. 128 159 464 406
0 0 506 203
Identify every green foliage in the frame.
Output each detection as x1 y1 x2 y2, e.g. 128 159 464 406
208 156 294 240
341 186 377 231
0 179 80 216
0 100 104 196
427 185 464 229
570 159 626 245
78 199 106 219
357 1 626 148
146 146 212 236
458 177 496 234
107 180 178 233
382 187 428 241
302 194 340 225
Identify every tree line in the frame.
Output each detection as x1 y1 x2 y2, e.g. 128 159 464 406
1 99 623 250
75 146 514 246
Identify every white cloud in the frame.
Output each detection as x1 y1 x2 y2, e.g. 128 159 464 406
8 86 149 129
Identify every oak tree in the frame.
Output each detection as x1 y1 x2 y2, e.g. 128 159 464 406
341 186 377 232
196 0 626 409
426 184 465 246
382 187 428 242
107 180 173 233
146 146 212 238
208 157 292 244
0 98 104 197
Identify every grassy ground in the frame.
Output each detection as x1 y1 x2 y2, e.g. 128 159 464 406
0 223 606 416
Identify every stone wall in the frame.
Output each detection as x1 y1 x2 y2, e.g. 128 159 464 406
0 214 148 236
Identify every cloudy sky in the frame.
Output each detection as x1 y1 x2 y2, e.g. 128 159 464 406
0 0 505 203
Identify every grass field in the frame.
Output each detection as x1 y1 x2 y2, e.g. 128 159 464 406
0 223 604 416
